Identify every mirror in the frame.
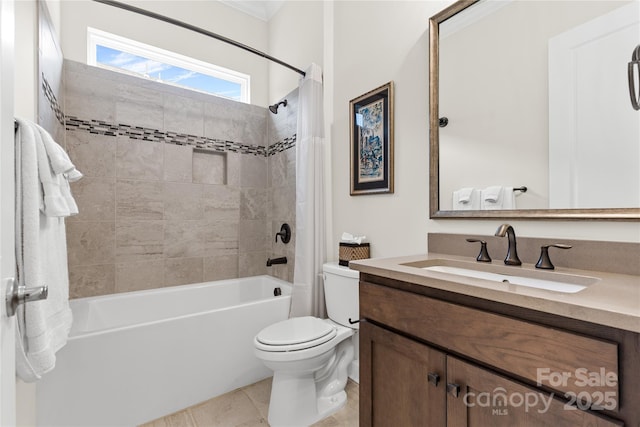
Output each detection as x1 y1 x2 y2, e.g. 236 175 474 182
429 0 640 220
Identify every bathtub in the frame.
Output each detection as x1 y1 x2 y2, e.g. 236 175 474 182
36 275 292 427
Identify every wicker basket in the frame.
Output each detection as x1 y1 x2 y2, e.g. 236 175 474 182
339 242 370 266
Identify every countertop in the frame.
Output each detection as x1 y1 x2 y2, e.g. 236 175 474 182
350 253 640 333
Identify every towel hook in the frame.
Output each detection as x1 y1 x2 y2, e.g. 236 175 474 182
5 278 48 317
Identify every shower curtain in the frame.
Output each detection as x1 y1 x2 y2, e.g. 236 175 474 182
290 63 326 318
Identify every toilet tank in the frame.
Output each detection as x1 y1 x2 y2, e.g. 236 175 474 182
323 262 360 329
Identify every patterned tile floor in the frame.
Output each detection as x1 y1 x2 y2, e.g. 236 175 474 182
140 377 359 427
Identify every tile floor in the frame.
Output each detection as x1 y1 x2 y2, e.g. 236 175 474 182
139 377 359 427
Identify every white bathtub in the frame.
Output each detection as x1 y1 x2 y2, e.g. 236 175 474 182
36 275 292 427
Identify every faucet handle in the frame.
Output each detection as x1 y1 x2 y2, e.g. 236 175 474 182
466 238 492 263
535 244 572 270
275 223 291 244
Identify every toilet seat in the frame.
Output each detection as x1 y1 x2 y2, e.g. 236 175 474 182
255 316 337 352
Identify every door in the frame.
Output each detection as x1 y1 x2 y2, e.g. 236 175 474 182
446 356 621 427
549 2 640 209
0 0 16 424
360 322 446 427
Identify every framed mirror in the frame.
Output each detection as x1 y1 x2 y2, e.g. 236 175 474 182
429 0 640 220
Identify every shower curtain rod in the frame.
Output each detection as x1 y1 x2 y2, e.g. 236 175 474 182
91 0 306 77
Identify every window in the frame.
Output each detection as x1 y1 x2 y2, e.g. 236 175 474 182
87 28 250 103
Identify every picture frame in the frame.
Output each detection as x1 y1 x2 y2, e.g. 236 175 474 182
349 81 394 195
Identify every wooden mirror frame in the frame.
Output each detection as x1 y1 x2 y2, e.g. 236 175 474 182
429 0 640 221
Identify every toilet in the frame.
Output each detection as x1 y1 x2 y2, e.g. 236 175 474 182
254 262 359 427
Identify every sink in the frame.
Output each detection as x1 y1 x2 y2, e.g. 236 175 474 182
404 259 600 294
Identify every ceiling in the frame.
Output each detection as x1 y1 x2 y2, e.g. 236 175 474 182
219 0 286 21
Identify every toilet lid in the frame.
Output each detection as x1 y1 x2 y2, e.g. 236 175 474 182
256 317 337 351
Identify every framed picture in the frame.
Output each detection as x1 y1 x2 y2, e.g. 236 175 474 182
349 81 394 195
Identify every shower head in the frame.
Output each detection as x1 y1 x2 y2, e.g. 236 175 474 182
269 99 288 114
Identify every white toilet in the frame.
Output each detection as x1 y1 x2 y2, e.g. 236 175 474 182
254 262 359 427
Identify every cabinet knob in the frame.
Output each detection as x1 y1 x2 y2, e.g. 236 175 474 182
427 372 440 386
447 383 461 398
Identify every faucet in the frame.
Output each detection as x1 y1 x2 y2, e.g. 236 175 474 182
494 224 522 266
275 223 291 244
266 257 287 267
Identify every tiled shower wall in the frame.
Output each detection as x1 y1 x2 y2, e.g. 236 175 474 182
61 60 297 298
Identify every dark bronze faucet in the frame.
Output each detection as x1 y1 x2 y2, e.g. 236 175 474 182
466 238 492 262
266 257 287 267
535 244 572 270
494 224 521 266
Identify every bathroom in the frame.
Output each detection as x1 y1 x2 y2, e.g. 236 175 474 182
1 0 639 426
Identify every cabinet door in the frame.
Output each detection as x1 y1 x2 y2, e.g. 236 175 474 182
360 322 446 427
446 356 622 427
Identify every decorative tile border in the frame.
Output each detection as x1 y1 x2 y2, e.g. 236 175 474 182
42 74 65 126
43 72 296 157
267 135 297 156
65 116 296 157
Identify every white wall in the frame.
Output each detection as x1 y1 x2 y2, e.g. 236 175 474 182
267 0 324 104
332 1 446 259
329 0 640 261
14 0 37 121
60 0 270 107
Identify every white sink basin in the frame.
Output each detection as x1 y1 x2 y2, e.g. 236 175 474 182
423 265 589 293
403 258 600 294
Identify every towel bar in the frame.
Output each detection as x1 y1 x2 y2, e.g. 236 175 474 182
513 186 527 193
5 278 48 317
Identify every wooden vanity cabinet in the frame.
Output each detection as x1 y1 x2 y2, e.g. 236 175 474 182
360 321 446 426
359 276 637 427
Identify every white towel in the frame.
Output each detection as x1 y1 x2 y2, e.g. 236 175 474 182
502 186 516 209
453 188 480 210
481 186 516 210
36 124 75 175
14 118 73 382
66 169 83 182
31 123 81 217
456 187 473 204
482 186 502 203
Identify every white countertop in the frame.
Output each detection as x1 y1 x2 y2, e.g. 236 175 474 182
350 253 640 333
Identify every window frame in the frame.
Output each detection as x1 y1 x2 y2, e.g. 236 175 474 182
87 27 250 103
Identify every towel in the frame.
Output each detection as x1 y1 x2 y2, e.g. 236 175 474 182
66 169 83 182
456 187 474 204
31 123 81 217
452 188 480 210
482 186 502 203
481 186 516 210
36 124 75 175
14 118 74 382
502 186 516 209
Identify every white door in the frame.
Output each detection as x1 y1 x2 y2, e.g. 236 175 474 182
0 0 16 425
549 2 640 209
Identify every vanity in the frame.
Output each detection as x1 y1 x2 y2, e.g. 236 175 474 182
350 245 639 426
